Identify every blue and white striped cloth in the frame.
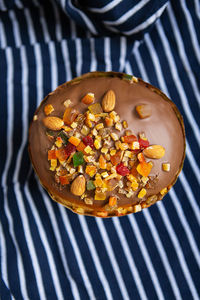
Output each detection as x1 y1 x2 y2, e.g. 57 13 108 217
1 1 200 299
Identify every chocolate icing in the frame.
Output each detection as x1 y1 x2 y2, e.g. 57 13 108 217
29 72 185 214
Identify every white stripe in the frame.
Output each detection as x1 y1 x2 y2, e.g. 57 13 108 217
104 0 150 25
68 0 98 35
0 223 10 294
70 20 77 39
179 172 200 227
126 58 183 300
37 184 81 300
15 0 23 9
58 206 96 300
24 8 37 44
104 37 112 71
78 216 113 300
128 215 165 300
0 18 6 50
49 41 58 91
119 36 126 72
2 49 28 299
185 141 200 185
146 27 200 147
39 6 51 43
143 210 183 300
88 0 122 13
122 3 168 35
75 38 82 76
95 219 130 300
12 46 47 300
167 3 200 106
157 202 200 300
180 0 200 63
112 218 148 300
8 10 22 47
50 0 62 42
25 178 65 300
194 0 200 19
61 39 72 81
34 43 43 105
90 38 97 71
0 0 6 11
169 188 200 269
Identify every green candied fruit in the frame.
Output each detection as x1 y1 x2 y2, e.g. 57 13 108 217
87 180 96 191
73 151 84 167
123 74 133 81
58 131 68 144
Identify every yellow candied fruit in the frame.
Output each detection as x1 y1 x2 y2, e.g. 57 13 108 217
130 141 140 150
88 103 103 114
95 191 107 201
138 188 147 199
81 125 90 136
64 99 71 108
160 187 167 195
127 174 137 182
131 181 139 191
101 172 109 178
122 120 128 129
96 211 108 217
85 119 93 128
110 132 119 141
87 113 95 121
85 165 97 177
71 122 77 129
115 122 122 131
96 123 104 130
84 145 92 153
162 163 170 172
55 137 63 148
94 139 102 150
105 117 114 127
101 147 109 154
119 143 129 150
124 150 133 158
50 159 57 171
62 125 72 132
110 149 116 156
44 104 54 116
133 204 142 213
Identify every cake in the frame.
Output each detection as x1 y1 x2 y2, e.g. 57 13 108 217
29 72 185 217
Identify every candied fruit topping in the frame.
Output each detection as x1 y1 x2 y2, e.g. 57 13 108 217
116 163 130 176
82 136 94 149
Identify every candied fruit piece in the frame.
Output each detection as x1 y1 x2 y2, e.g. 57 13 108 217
76 141 86 152
123 135 137 143
58 131 68 144
48 149 56 160
136 104 151 119
139 138 149 149
99 155 107 169
63 107 79 125
95 191 106 200
81 93 94 105
73 152 84 167
68 136 81 147
85 165 97 177
44 104 54 116
116 163 130 176
109 196 117 206
59 175 69 185
87 180 96 191
138 153 146 163
136 162 152 177
88 103 103 114
82 136 94 149
110 151 122 166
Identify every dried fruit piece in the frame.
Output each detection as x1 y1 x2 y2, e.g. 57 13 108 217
143 145 165 159
102 90 116 112
95 191 106 200
110 151 122 166
48 149 56 160
76 141 86 152
59 175 69 185
81 93 94 105
85 165 97 177
136 104 151 119
123 135 137 143
44 104 54 115
139 138 149 149
82 136 94 149
138 153 146 163
73 152 84 167
99 155 107 169
136 162 152 177
162 163 170 172
71 175 86 196
88 103 103 114
58 131 68 144
63 107 79 125
43 116 64 131
109 196 117 206
68 136 81 147
105 117 114 127
116 163 130 176
86 180 96 191
138 188 147 198
64 99 71 108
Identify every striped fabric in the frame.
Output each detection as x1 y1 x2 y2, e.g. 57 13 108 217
0 0 200 299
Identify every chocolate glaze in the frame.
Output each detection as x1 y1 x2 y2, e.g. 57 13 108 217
29 72 185 214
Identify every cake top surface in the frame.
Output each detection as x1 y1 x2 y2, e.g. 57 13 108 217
29 72 185 217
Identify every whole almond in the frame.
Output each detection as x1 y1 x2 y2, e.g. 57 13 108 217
143 145 165 159
43 116 64 130
102 90 116 112
71 175 86 196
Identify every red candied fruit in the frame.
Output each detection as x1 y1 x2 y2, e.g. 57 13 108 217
116 162 130 176
65 142 76 156
82 136 94 149
56 143 76 161
139 138 149 149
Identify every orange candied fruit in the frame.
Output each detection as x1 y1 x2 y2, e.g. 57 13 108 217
109 196 117 206
76 141 86 152
44 104 54 116
81 93 94 105
56 147 68 161
48 149 57 160
99 155 107 169
136 162 152 177
59 175 69 185
110 151 122 166
85 165 97 177
123 135 137 143
68 136 81 147
137 152 146 163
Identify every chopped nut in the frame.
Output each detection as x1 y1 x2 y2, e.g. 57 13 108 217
115 122 122 131
133 204 142 213
162 163 170 172
87 113 95 121
104 153 110 161
138 188 147 198
119 143 129 151
91 128 98 136
78 165 84 173
64 99 71 108
124 151 132 158
101 172 109 178
136 104 152 119
101 147 109 154
160 187 167 195
130 141 140 150
71 122 77 129
81 125 90 136
96 123 104 130
63 107 79 125
33 115 38 121
111 132 119 141
84 197 93 205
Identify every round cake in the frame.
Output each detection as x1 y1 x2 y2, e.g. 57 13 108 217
29 72 185 217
